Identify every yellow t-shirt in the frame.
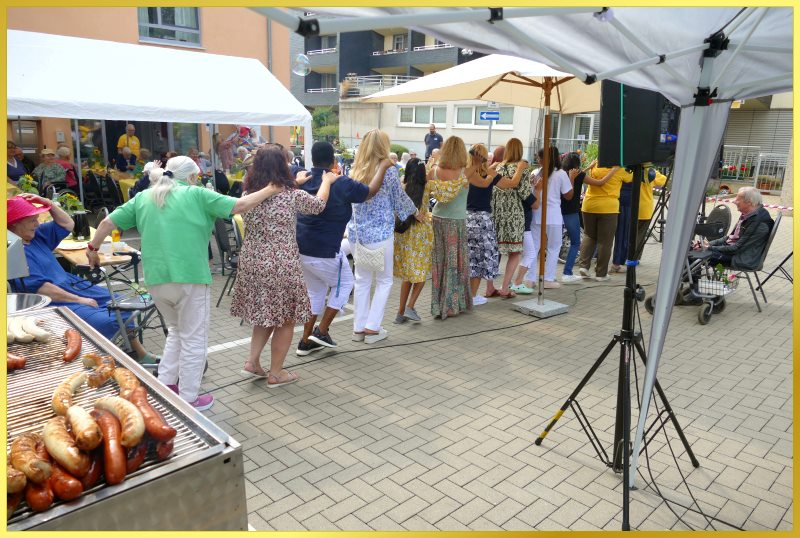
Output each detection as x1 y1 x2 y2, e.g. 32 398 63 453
116 134 141 158
638 167 667 220
581 166 633 214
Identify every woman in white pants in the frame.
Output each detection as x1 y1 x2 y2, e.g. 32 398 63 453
346 130 417 344
526 147 573 288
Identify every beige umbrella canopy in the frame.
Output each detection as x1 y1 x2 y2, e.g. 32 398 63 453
365 53 601 304
363 53 599 113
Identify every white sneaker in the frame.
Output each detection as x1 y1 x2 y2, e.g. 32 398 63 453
579 268 591 278
352 332 365 342
543 281 561 289
595 274 611 282
560 274 583 284
364 329 388 344
472 295 488 306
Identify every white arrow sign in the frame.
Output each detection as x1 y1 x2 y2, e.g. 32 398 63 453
479 111 500 121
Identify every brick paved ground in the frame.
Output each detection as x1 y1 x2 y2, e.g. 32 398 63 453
132 198 793 531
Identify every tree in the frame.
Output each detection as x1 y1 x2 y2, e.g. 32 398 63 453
312 106 339 141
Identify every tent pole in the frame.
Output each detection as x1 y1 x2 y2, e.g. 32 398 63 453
72 119 85 205
100 121 109 168
710 8 768 89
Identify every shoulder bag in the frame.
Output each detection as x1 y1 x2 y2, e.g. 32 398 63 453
352 203 385 273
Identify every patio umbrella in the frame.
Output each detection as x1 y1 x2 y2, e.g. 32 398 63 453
364 54 601 305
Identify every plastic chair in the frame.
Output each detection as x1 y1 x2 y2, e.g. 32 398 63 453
702 204 731 241
732 212 782 312
103 175 124 210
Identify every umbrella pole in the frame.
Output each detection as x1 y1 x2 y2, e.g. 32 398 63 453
537 78 552 305
72 118 85 205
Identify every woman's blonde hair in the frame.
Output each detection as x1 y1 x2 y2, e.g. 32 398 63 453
503 138 523 163
438 136 468 169
350 129 390 185
469 143 489 178
149 156 200 209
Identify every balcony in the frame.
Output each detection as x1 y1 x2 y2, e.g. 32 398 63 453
342 74 418 99
412 43 453 52
306 47 337 55
306 88 338 94
372 48 408 56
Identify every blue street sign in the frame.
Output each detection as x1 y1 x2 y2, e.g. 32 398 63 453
479 111 500 121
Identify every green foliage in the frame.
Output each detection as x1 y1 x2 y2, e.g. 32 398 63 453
582 142 598 168
17 175 39 194
317 124 339 139
312 106 338 130
57 192 84 213
390 143 409 156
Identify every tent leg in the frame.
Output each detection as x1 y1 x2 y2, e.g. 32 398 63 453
73 119 85 204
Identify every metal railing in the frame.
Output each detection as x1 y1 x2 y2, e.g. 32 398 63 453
720 144 760 181
306 87 338 93
342 74 419 98
527 137 598 156
306 47 337 55
372 48 408 56
752 152 788 194
412 43 453 51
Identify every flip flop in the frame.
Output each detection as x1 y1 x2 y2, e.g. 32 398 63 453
484 289 501 298
240 363 267 379
497 290 517 299
138 352 161 366
267 370 299 388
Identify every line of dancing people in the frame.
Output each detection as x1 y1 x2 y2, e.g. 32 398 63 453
87 132 665 406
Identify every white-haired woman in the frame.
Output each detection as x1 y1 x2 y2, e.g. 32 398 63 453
87 156 283 411
347 129 418 344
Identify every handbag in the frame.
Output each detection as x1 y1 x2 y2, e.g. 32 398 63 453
352 205 385 272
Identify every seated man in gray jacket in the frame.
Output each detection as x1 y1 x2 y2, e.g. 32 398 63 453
701 187 774 269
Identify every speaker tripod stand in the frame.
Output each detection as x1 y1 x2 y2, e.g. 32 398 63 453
534 165 699 530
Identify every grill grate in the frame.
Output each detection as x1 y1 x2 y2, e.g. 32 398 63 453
6 308 218 524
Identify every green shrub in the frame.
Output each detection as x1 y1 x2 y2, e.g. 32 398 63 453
390 143 409 156
316 124 339 138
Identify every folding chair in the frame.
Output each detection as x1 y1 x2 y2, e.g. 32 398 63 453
732 212 782 313
215 216 242 307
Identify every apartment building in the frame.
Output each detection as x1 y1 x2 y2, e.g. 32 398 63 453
8 7 291 168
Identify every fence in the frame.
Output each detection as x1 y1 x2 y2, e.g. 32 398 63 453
752 152 788 194
720 144 760 181
342 74 418 98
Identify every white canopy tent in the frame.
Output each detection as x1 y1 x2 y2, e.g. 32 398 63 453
7 29 313 186
258 7 793 495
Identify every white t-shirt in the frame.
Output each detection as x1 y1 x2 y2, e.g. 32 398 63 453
532 168 572 226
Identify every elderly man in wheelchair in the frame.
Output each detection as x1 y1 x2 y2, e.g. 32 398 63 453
7 194 160 365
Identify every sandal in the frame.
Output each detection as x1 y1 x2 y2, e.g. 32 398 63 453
267 370 299 388
497 290 517 299
240 362 267 379
484 289 501 298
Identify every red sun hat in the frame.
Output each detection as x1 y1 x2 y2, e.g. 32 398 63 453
7 196 50 226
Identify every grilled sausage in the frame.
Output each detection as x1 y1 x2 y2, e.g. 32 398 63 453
81 352 102 369
21 316 50 343
7 456 27 494
66 405 103 451
155 439 174 461
127 387 177 442
63 329 82 362
51 372 87 416
8 317 34 344
7 353 26 371
10 433 51 484
79 450 103 491
49 462 84 501
126 441 148 474
7 492 23 520
113 368 141 400
87 356 115 388
94 396 145 448
42 417 91 478
24 441 54 512
90 409 126 485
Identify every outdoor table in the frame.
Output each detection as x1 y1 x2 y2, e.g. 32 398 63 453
227 172 245 187
119 178 136 202
54 227 141 282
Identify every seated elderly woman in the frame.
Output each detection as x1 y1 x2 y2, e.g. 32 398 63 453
7 193 158 364
31 148 66 192
115 147 137 173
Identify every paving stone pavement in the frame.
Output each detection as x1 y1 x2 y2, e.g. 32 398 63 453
132 198 793 531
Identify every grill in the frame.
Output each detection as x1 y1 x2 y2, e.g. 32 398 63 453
6 307 246 531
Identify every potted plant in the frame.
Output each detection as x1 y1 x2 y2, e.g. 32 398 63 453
16 174 39 194
58 193 90 240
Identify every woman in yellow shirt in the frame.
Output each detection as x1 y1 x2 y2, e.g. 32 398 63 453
635 163 668 258
575 161 628 281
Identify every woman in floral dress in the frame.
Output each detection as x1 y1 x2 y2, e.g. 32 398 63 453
490 138 532 298
394 157 466 323
231 145 339 388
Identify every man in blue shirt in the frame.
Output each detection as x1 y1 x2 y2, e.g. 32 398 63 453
295 142 391 355
424 123 443 160
6 194 157 363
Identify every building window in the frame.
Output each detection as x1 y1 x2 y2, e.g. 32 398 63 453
455 106 514 127
572 114 594 141
392 33 407 51
320 73 336 89
400 105 446 125
551 113 561 138
138 7 201 46
320 35 337 50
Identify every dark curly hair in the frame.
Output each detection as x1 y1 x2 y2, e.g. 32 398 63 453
244 144 295 192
